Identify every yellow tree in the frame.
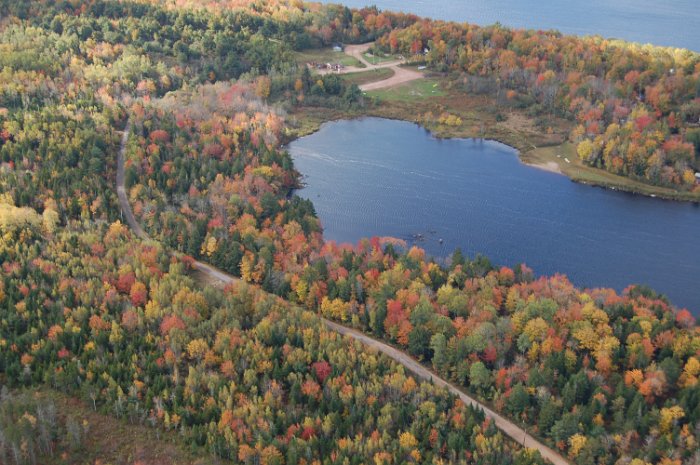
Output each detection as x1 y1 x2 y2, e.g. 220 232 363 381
255 76 271 100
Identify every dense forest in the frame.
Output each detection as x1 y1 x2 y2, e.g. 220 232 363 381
1 217 538 465
0 0 698 464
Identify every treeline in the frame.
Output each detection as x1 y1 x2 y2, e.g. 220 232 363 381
0 390 92 465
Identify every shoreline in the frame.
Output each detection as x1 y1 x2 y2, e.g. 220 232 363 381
286 108 700 204
281 107 700 205
526 160 563 175
290 41 700 204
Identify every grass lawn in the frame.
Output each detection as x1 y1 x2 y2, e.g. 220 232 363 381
340 68 394 86
363 52 401 65
367 78 446 102
294 48 365 68
524 143 700 201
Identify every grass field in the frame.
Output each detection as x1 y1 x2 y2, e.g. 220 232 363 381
340 68 394 86
17 388 221 465
294 48 365 68
367 77 446 102
363 52 401 64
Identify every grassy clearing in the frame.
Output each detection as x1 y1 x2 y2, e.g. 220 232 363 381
294 48 365 68
367 78 446 102
524 144 700 201
19 388 221 465
363 52 401 64
290 77 567 152
362 78 568 150
339 68 394 86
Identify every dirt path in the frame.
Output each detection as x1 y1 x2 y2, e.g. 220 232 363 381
323 320 569 465
115 119 570 465
318 42 425 91
117 120 240 284
116 122 148 241
359 66 424 91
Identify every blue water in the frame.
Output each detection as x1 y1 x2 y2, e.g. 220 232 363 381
321 0 700 51
290 118 700 314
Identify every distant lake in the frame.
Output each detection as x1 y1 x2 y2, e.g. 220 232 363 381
290 118 700 314
321 0 700 51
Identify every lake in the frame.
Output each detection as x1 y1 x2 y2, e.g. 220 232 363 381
320 0 700 51
290 118 700 314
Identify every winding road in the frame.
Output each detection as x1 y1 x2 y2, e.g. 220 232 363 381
317 42 424 91
116 120 570 465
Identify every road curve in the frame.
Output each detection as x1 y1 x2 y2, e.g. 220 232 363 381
316 42 425 91
323 320 569 465
115 119 570 465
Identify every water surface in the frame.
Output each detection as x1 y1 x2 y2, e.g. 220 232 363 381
320 0 700 51
290 118 700 314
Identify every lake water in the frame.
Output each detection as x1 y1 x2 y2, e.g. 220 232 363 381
320 0 700 51
290 118 700 314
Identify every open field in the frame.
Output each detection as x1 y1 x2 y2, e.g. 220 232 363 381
289 79 568 152
19 389 220 465
294 48 365 68
367 76 446 101
363 51 402 64
339 67 394 86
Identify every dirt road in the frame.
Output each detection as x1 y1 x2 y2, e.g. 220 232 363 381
115 119 570 465
323 320 569 465
359 66 424 91
117 120 242 285
116 122 148 241
319 42 425 91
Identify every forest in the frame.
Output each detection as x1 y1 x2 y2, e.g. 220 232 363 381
0 0 698 464
2 216 538 464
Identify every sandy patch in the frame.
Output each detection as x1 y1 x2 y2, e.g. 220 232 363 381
529 161 562 174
